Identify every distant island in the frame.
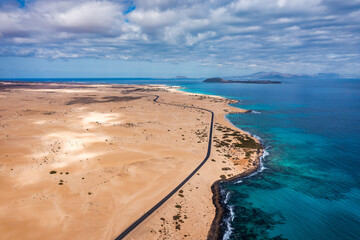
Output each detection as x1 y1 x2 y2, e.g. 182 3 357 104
203 77 281 84
202 71 346 84
220 71 354 80
234 71 307 80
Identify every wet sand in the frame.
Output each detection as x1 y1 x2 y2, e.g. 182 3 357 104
0 82 262 240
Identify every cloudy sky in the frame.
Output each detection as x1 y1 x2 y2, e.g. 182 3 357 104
0 0 360 78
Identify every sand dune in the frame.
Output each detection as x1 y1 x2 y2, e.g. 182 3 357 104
0 82 261 240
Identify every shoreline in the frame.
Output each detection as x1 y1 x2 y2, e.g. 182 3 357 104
208 147 265 240
169 85 265 240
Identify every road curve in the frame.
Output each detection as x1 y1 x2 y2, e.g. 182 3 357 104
114 95 215 240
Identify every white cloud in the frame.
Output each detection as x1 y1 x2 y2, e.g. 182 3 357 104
51 1 123 34
231 0 324 13
285 26 300 31
0 0 359 74
185 31 216 46
128 9 179 29
0 11 25 36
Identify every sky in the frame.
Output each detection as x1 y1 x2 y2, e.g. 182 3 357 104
0 0 360 78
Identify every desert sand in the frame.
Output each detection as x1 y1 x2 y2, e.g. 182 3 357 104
0 82 262 240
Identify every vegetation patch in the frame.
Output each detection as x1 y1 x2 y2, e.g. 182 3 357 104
43 111 56 115
222 167 231 171
245 151 253 157
66 96 141 105
233 136 260 149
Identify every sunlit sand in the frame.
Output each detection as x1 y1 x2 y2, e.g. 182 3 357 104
0 82 261 240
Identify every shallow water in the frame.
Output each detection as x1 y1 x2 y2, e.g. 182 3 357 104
6 77 360 239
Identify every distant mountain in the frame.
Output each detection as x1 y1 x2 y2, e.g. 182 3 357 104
203 77 281 84
225 71 354 80
315 73 340 79
228 71 310 80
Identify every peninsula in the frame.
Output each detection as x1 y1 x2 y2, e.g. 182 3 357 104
0 82 262 240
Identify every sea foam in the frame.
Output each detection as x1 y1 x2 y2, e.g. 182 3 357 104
223 205 235 240
251 110 261 114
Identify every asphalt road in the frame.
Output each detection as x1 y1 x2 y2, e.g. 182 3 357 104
115 95 214 240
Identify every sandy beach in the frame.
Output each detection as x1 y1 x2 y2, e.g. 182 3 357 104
0 82 262 240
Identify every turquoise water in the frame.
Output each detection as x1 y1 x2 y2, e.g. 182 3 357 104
5 78 360 239
181 79 360 240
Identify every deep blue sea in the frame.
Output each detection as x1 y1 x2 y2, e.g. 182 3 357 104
5 77 360 239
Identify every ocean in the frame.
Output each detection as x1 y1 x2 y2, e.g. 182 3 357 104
4 77 360 239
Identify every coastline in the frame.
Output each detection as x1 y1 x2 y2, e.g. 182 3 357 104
157 85 265 240
0 81 263 240
208 148 264 240
169 86 264 240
